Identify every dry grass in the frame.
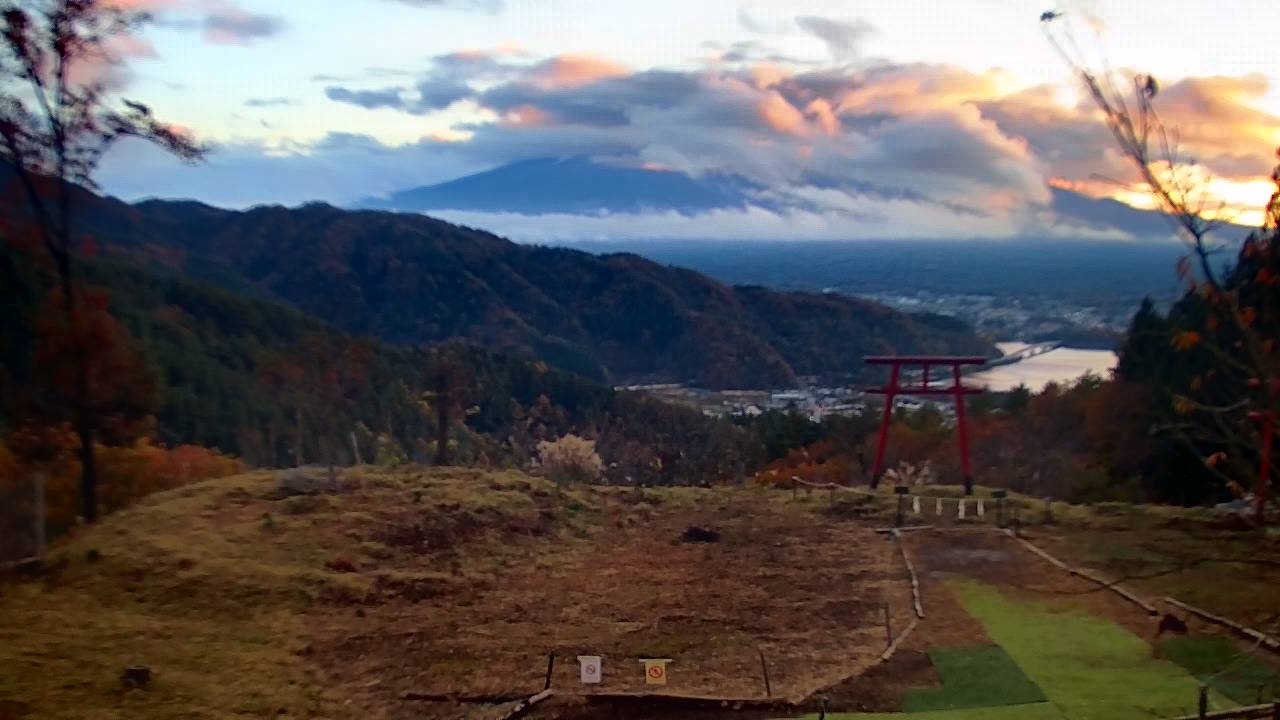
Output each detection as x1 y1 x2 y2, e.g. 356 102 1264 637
0 468 903 720
5 470 1276 720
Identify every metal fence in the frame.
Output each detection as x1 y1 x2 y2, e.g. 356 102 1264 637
0 472 45 566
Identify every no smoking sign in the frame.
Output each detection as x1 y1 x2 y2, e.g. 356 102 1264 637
577 655 602 684
640 658 671 685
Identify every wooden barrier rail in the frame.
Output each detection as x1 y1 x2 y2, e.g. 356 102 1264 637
1010 535 1159 615
1168 700 1280 720
1164 597 1280 654
880 617 919 662
890 529 925 619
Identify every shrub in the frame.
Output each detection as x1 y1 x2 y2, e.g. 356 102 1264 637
537 434 603 485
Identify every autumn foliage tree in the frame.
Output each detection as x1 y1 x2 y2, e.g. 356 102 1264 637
260 332 372 480
0 0 203 521
1044 11 1280 519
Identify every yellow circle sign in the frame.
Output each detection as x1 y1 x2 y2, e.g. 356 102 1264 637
640 658 670 685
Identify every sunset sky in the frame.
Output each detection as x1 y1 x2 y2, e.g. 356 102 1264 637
97 0 1280 240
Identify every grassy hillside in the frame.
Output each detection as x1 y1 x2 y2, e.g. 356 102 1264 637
0 468 565 719
0 467 902 719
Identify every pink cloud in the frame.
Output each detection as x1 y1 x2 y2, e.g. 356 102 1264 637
758 91 807 135
804 98 839 136
527 55 629 90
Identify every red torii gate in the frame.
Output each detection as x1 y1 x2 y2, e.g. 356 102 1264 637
865 356 986 496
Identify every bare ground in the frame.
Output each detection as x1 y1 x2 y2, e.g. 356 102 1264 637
302 484 911 720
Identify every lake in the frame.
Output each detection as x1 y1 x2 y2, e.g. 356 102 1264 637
966 342 1118 392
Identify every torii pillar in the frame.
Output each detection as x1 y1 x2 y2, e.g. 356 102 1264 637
865 356 986 495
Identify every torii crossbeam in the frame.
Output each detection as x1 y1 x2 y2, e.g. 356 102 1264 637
864 356 986 495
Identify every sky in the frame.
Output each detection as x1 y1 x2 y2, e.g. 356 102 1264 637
93 0 1280 241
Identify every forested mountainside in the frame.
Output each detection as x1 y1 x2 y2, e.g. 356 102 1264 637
0 245 749 485
51 189 992 388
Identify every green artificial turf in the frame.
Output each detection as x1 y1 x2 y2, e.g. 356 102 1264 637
949 580 1235 719
1158 635 1280 705
902 645 1046 711
780 580 1239 720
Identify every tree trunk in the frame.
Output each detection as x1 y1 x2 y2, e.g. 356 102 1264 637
325 430 337 485
350 430 364 466
435 393 451 466
267 419 277 468
294 406 305 466
33 471 46 558
77 421 98 523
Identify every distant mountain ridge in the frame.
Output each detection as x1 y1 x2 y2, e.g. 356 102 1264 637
359 156 757 215
34 187 994 388
360 156 1248 241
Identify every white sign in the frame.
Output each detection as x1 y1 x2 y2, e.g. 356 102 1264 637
578 655 602 684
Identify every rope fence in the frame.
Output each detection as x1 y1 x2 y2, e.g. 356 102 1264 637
786 475 1028 528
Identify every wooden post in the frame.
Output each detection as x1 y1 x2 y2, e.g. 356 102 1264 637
792 476 798 501
544 652 555 690
994 489 1007 529
757 649 772 698
895 486 909 527
883 599 893 646
1198 685 1208 719
34 472 47 559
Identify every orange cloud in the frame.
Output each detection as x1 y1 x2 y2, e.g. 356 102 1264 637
1154 74 1280 178
804 98 839 136
751 63 788 90
528 55 628 90
832 65 1003 116
502 104 552 127
759 91 806 136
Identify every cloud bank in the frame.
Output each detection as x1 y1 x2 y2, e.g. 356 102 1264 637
101 16 1280 240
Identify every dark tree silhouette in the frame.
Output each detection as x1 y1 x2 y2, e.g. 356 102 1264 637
0 0 204 521
421 346 471 466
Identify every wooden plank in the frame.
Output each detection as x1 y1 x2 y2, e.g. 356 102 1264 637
1167 701 1279 720
402 691 531 703
495 688 554 720
1012 536 1159 615
1164 597 1280 653
880 617 918 662
874 525 934 534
